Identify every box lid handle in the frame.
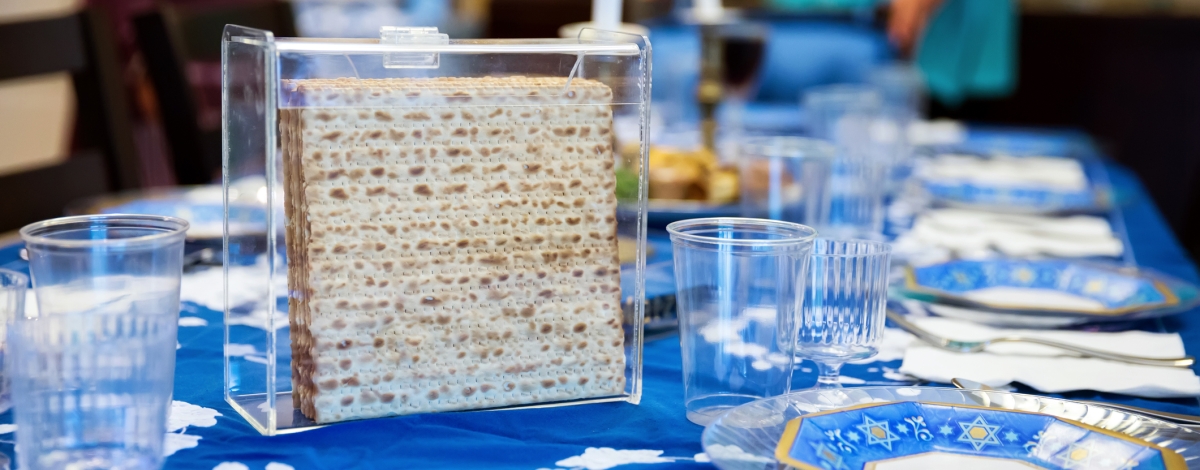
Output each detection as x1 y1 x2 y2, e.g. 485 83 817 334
380 26 449 69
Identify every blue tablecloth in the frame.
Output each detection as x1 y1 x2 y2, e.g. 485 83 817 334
1 128 1198 470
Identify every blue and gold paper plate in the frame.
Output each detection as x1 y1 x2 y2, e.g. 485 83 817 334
702 387 1200 470
777 402 1183 470
921 180 1106 215
912 147 1111 214
895 259 1199 319
66 185 267 241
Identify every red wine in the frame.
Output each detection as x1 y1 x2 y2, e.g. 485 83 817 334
722 36 765 95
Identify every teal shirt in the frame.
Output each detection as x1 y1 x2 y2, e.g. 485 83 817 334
767 0 878 10
915 0 1016 104
768 0 1017 105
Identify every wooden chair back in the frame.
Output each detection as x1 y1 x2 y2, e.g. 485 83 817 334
0 9 140 232
134 2 295 185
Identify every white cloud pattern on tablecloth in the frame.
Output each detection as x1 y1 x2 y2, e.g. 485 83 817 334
182 261 275 311
0 403 219 458
850 327 914 364
210 463 292 470
225 343 270 364
225 344 258 357
546 448 720 469
696 307 795 374
704 444 773 464
179 316 209 327
169 400 221 431
555 448 671 469
164 401 222 457
181 260 288 331
226 308 289 331
164 433 202 457
882 367 915 382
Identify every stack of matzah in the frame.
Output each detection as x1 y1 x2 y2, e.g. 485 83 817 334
281 76 627 424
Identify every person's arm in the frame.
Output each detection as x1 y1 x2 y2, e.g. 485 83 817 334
888 0 945 54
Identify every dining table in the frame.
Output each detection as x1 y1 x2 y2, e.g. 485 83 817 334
0 126 1196 470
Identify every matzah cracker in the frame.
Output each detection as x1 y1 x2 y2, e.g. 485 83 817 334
283 76 627 423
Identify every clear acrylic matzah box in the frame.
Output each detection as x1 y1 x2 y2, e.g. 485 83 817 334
222 25 650 435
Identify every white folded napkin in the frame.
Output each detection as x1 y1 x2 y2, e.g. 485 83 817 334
897 316 1200 398
908 119 967 146
892 208 1124 261
919 154 1089 191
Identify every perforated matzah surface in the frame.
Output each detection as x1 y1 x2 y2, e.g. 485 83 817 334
282 77 627 424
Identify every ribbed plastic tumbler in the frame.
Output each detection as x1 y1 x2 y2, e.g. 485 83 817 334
795 238 892 389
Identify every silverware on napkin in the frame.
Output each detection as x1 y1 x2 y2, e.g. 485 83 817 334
886 310 1195 368
951 377 1200 428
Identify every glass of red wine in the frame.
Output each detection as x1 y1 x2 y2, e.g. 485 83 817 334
719 21 768 100
713 21 767 163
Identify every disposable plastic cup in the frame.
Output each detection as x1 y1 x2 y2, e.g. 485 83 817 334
13 214 189 470
804 85 894 238
0 269 27 411
803 84 882 144
868 63 927 121
667 218 816 425
739 137 834 228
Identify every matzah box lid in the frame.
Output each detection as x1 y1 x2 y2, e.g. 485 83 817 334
222 26 649 435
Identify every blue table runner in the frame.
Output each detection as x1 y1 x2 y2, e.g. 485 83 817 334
0 128 1196 470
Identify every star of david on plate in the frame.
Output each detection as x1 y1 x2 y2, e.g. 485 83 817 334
1004 431 1019 442
957 416 1003 451
810 442 848 470
856 416 901 451
938 425 954 436
1056 441 1097 469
